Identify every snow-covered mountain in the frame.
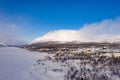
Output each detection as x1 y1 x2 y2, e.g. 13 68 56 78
29 36 119 44
29 28 120 44
29 30 81 44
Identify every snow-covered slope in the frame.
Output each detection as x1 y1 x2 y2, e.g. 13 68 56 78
0 42 7 47
29 30 81 44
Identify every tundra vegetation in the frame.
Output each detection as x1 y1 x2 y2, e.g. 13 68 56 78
24 42 120 80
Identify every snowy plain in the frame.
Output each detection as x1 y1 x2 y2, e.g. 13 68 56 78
0 47 64 80
1 47 120 80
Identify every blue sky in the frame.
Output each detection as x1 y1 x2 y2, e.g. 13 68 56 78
0 0 120 43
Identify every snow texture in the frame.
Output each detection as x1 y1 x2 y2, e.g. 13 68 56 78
0 47 64 80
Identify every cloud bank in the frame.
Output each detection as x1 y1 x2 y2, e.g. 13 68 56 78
31 17 120 43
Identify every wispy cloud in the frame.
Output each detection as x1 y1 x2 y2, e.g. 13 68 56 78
0 15 25 45
31 17 120 43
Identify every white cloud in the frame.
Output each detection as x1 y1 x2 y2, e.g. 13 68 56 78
31 17 120 43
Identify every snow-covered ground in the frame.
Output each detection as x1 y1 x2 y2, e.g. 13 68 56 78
0 47 65 80
0 42 7 47
1 47 120 80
